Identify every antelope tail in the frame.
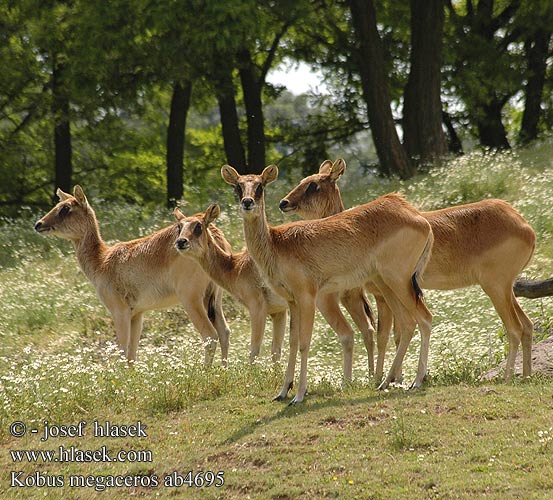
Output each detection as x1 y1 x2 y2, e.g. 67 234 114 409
362 294 376 329
412 229 434 303
205 284 217 324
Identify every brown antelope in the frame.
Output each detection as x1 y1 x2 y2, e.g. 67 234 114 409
280 159 536 381
173 204 376 374
34 186 231 365
173 205 288 363
221 164 434 403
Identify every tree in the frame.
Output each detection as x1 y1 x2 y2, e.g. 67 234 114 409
519 27 551 144
130 0 199 206
166 80 193 206
4 0 553 215
51 56 72 196
0 0 81 203
446 0 522 149
0 2 52 209
516 1 553 144
348 0 414 179
192 0 260 174
214 68 247 172
403 0 448 165
235 1 299 173
26 1 76 198
238 49 266 172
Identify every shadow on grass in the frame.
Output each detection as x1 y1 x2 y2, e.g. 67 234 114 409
223 385 428 445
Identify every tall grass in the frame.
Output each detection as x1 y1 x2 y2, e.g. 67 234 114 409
1 142 552 440
0 338 283 432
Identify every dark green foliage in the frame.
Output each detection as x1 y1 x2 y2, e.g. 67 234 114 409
1 0 553 214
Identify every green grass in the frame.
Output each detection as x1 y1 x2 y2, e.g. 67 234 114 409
1 141 553 498
1 383 553 499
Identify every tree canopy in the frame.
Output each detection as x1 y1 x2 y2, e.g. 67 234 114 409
1 0 552 213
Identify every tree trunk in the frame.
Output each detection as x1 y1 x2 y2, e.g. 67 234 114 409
348 0 414 179
471 0 513 150
477 98 510 149
519 28 551 144
514 278 553 299
166 79 192 207
442 111 463 155
403 0 448 166
52 56 72 199
215 70 247 174
238 49 265 174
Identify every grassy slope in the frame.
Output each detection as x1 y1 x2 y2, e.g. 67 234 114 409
1 141 553 498
1 382 552 499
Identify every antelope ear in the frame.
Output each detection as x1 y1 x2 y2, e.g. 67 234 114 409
56 188 72 201
261 164 278 185
318 160 333 174
329 159 346 181
173 207 185 221
204 203 220 226
221 165 240 186
73 185 88 206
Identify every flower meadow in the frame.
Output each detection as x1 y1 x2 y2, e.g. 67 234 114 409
1 142 552 439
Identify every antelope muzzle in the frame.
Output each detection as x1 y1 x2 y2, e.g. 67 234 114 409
175 238 190 251
241 197 255 211
34 220 52 234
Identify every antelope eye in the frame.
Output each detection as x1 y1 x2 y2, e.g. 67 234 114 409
193 223 203 236
59 205 71 216
306 182 319 195
255 184 263 198
235 185 243 198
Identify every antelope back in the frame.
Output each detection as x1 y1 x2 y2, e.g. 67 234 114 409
419 199 536 287
273 196 430 283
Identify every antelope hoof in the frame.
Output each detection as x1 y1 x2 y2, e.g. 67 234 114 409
288 394 304 406
288 386 308 406
409 380 422 390
377 380 390 391
374 372 384 387
274 381 293 401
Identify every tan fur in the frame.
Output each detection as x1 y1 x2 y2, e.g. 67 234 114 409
280 159 346 219
222 164 434 403
174 205 288 362
279 159 377 373
281 160 536 380
173 205 376 370
34 186 231 364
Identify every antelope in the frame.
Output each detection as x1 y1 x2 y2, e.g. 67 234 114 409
221 164 434 403
173 205 376 373
280 159 536 381
34 186 231 365
173 205 288 363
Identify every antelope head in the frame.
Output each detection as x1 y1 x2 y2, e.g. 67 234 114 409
221 164 279 218
279 159 346 219
34 185 91 241
174 204 220 256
